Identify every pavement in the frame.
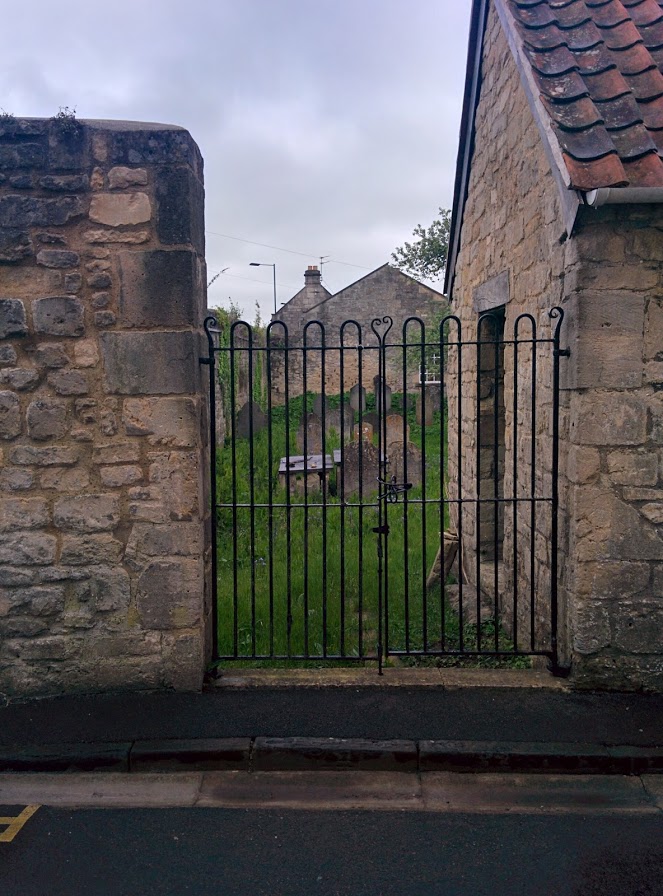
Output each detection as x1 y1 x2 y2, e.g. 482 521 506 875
0 668 662 776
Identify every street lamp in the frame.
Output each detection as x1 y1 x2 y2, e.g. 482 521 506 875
249 262 277 315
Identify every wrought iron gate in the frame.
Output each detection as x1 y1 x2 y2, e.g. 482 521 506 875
202 308 567 673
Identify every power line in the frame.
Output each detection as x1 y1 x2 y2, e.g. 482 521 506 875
205 230 371 271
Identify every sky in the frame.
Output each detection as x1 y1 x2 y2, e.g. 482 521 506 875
1 0 472 319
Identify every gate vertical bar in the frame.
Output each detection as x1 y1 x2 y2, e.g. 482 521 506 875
203 316 219 664
549 307 566 673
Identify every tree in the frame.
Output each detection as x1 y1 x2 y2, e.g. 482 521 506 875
391 207 451 282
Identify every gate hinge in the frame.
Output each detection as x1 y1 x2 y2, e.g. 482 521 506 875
199 357 212 365
372 524 390 535
555 348 570 358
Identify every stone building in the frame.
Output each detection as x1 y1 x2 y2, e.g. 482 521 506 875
268 264 446 403
447 0 663 689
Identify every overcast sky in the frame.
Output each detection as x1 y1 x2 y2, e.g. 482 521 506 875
2 0 472 319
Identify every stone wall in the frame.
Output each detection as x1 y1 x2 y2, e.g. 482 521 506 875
270 265 446 404
451 4 663 690
449 4 569 658
0 117 210 696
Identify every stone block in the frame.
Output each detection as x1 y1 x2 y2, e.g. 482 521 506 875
89 192 151 226
54 494 120 532
84 229 149 244
36 249 80 269
575 486 663 561
641 503 663 524
100 331 197 395
34 343 69 369
0 391 21 439
0 532 57 566
148 451 199 520
0 142 45 169
33 296 84 337
572 600 611 655
108 167 148 189
155 166 204 252
1 586 64 617
567 445 600 484
39 467 90 491
574 561 650 601
122 397 199 447
614 600 663 653
0 367 39 391
26 399 68 440
47 369 89 395
91 292 110 309
137 559 202 629
606 451 658 487
73 566 130 612
93 442 140 464
0 468 33 490
73 340 99 368
87 272 111 289
0 345 17 367
0 195 86 228
571 392 647 446
100 465 143 487
95 311 116 328
0 228 33 263
125 521 202 558
60 535 124 566
0 298 27 337
10 445 79 466
0 497 49 532
39 174 88 192
644 299 663 361
65 273 82 293
118 249 198 329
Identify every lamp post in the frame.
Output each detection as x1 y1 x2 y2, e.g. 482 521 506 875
249 262 277 315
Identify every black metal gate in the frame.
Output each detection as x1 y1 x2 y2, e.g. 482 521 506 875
202 308 567 673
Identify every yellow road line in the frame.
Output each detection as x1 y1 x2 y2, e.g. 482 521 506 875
0 805 40 842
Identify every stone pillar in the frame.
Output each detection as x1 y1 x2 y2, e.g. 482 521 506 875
0 117 209 696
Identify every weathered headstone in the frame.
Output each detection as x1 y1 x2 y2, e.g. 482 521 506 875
325 405 354 439
349 383 366 413
296 412 323 453
235 401 267 439
353 421 374 443
341 439 380 498
416 393 434 426
388 441 423 489
373 375 392 414
312 393 330 419
385 413 408 450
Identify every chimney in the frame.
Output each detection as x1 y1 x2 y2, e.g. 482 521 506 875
301 265 324 310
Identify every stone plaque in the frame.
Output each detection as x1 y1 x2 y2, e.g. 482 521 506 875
385 413 408 450
373 375 392 414
341 439 380 498
416 394 434 426
353 422 373 443
325 405 354 439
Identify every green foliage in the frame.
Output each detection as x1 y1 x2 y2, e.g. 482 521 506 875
0 109 15 122
50 106 81 138
391 208 451 282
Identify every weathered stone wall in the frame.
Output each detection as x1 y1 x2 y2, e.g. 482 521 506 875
270 265 446 403
451 4 663 690
564 206 663 690
449 4 569 658
0 117 210 696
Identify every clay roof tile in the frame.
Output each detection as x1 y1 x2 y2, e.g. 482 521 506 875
506 0 663 187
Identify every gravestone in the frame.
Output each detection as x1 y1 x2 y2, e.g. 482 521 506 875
325 404 354 439
385 413 408 450
353 421 374 443
349 383 366 413
416 393 434 426
235 401 267 439
341 439 380 498
373 375 392 414
312 393 330 419
296 412 323 453
388 441 423 489
360 411 379 433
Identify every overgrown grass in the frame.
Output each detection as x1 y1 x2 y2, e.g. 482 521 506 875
215 392 528 669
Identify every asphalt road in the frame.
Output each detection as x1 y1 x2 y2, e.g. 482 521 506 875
2 804 663 896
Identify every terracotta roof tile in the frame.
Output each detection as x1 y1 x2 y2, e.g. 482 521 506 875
507 0 663 186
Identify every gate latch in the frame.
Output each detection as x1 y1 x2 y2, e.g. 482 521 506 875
377 475 413 504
